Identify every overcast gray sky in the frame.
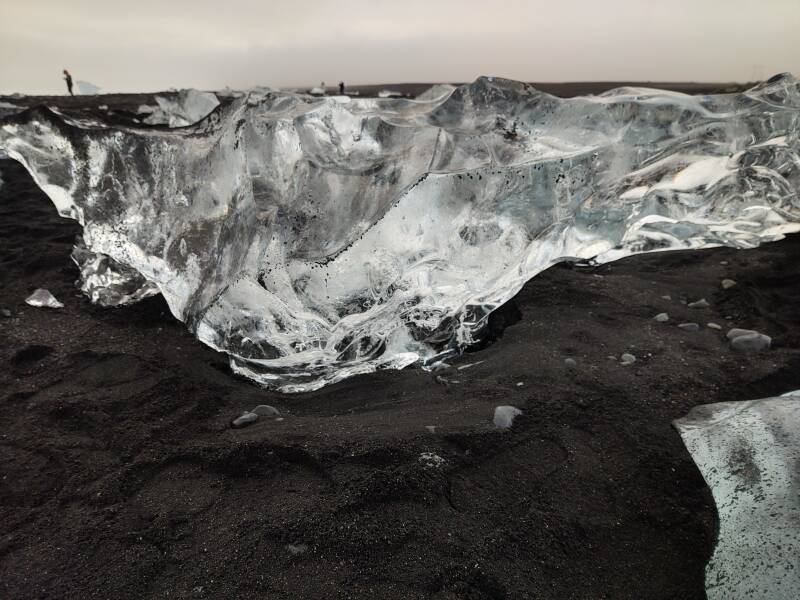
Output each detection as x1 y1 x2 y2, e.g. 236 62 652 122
1 0 798 94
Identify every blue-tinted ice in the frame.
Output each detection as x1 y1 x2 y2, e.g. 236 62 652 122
1 75 799 391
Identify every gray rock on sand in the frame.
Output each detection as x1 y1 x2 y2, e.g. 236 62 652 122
620 353 636 365
25 288 64 308
564 357 577 369
726 328 758 340
731 333 771 352
678 322 700 332
707 322 722 330
688 298 710 309
654 312 669 322
286 543 308 556
721 279 737 289
231 411 258 428
0 308 11 318
494 406 523 428
252 404 279 416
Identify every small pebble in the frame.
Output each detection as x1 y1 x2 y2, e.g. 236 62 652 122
678 322 700 332
721 279 737 290
251 404 279 416
620 353 636 365
654 312 669 323
231 412 258 428
0 308 11 318
661 295 672 301
719 260 729 265
731 332 771 352
564 357 577 369
494 405 523 428
425 425 436 434
688 298 710 309
419 452 446 468
707 322 722 330
515 381 524 387
608 355 617 361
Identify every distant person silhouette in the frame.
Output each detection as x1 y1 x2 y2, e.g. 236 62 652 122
339 81 345 95
63 69 74 96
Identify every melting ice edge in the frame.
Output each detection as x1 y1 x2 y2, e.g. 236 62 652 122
1 75 799 392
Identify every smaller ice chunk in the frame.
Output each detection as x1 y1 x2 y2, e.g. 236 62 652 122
378 89 403 98
675 396 800 599
71 238 160 306
143 89 220 127
25 288 63 308
75 81 101 95
654 312 669 322
493 405 522 428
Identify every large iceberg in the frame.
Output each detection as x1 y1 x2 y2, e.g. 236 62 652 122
1 75 799 391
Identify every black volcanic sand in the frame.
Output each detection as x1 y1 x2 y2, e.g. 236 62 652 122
2 89 800 599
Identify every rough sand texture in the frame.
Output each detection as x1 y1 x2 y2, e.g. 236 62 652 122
1 87 799 599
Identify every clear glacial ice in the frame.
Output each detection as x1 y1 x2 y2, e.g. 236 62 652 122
675 394 800 599
139 89 220 128
1 74 799 392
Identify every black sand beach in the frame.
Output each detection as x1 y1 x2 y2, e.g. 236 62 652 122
1 86 799 599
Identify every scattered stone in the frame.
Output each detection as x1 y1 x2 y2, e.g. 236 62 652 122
678 322 700 332
654 312 669 323
515 381 524 387
419 452 446 468
607 355 617 361
494 405 523 428
661 295 672 301
731 332 771 352
707 322 722 330
620 353 636 365
688 298 710 309
564 357 577 369
425 425 436 434
719 260 729 265
726 328 759 340
0 308 11 318
457 361 484 371
231 411 258 428
286 543 308 556
251 404 279 416
721 279 737 290
25 288 63 308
